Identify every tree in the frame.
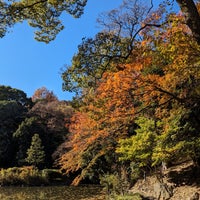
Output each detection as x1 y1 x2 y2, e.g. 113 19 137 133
26 133 45 168
115 1 200 168
0 0 87 43
116 117 159 168
32 87 58 102
13 117 41 166
56 112 102 185
62 32 129 94
0 85 32 108
62 0 154 94
58 61 139 185
0 86 31 167
30 100 73 158
152 106 200 166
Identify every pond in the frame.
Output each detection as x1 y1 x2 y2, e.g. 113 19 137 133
0 185 105 200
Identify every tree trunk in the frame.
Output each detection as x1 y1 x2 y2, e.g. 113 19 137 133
176 0 200 45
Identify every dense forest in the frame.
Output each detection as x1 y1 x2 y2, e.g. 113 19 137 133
0 86 73 169
0 0 200 199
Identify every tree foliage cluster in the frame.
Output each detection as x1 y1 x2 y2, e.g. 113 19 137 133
57 0 200 187
0 0 87 43
0 86 73 169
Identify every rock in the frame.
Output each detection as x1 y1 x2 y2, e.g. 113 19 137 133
189 192 199 200
153 181 173 200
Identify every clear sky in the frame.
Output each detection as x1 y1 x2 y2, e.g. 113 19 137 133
0 0 123 100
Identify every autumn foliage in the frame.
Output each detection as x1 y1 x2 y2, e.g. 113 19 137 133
57 1 200 186
1 0 200 190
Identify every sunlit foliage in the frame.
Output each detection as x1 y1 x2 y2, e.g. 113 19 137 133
59 0 200 186
0 0 87 42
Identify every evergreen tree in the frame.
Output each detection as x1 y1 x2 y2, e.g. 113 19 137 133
26 134 45 168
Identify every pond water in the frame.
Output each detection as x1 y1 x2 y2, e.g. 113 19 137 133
0 185 105 200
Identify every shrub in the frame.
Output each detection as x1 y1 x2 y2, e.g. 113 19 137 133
100 172 130 196
41 169 63 182
0 166 49 186
100 173 121 195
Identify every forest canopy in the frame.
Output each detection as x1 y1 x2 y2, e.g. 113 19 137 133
59 0 200 185
0 0 200 191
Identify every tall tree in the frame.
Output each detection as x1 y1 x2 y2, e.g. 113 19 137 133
26 133 45 168
13 117 41 166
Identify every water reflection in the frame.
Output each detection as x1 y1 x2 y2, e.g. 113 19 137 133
0 185 105 200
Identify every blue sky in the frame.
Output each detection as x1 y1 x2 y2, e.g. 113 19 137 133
0 0 123 100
